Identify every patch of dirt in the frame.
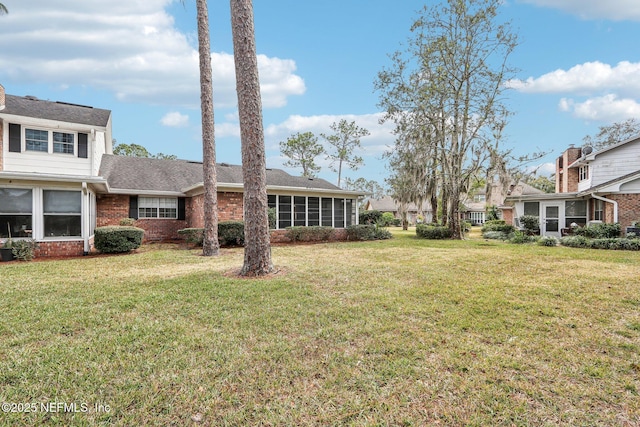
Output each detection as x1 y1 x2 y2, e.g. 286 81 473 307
222 266 288 280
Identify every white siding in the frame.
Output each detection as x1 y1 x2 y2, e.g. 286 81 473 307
590 140 640 187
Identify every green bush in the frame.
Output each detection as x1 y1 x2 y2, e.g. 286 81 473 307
509 231 537 244
519 215 540 234
178 228 204 246
483 231 509 240
11 239 38 261
538 236 558 247
94 226 144 254
560 235 640 251
379 212 397 227
218 221 245 246
574 223 621 239
416 224 452 240
482 220 515 236
268 208 276 229
346 224 392 241
359 210 383 225
285 226 334 242
119 217 136 226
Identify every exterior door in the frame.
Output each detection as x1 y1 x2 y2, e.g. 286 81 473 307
541 203 561 237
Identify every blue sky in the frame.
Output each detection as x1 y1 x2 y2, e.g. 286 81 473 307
2 0 640 187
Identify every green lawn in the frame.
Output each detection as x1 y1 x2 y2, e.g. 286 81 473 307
1 228 639 426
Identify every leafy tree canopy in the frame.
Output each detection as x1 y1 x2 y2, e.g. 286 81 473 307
113 141 177 160
279 132 324 178
582 118 640 150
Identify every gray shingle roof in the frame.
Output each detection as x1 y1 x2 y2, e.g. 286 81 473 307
2 94 111 127
99 154 345 193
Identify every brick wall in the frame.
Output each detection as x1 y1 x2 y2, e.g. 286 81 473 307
96 194 130 226
35 240 85 258
556 147 582 193
608 194 640 228
501 207 514 226
188 194 205 228
218 192 244 221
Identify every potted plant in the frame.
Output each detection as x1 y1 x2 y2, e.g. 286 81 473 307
1 223 15 262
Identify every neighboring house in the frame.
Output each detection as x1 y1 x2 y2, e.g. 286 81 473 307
0 85 363 257
364 195 432 225
462 182 544 225
502 141 640 237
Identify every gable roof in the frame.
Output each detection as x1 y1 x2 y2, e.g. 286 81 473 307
577 168 640 196
365 195 430 213
98 154 353 195
1 94 111 127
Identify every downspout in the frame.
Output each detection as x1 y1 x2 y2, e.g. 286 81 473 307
591 193 618 223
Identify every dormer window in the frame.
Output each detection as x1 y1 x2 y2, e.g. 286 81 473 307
579 165 589 181
53 132 74 154
24 128 75 155
25 129 48 152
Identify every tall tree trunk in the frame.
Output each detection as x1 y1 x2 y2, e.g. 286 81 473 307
230 0 273 275
197 0 219 257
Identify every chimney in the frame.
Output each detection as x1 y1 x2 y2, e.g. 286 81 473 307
0 84 5 110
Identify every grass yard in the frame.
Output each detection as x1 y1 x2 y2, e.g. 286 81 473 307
0 228 639 426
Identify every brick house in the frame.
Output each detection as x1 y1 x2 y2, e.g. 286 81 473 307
0 85 363 257
501 140 640 237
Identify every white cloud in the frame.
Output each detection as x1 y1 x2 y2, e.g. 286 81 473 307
0 0 305 109
506 61 640 95
518 0 640 21
160 111 189 127
558 94 640 121
264 113 395 156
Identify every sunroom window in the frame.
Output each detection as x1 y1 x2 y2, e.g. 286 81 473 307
43 190 81 237
565 200 587 228
0 188 33 238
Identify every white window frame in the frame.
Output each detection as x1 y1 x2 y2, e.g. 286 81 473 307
138 197 178 219
24 127 77 155
579 165 589 182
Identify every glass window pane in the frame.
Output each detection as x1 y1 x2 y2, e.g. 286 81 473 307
0 215 33 238
334 198 344 228
565 200 586 217
53 132 74 154
0 188 33 213
25 129 48 152
308 197 320 226
294 196 306 226
321 198 333 227
346 199 354 226
44 190 81 213
44 215 81 237
278 196 292 228
523 202 539 216
268 195 276 209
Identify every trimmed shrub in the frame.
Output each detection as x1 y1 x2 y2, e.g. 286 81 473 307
178 228 204 246
218 221 245 246
519 215 540 235
509 231 537 244
11 239 38 261
359 210 383 225
379 212 397 227
538 236 558 247
560 235 590 248
94 226 144 254
416 224 452 240
119 217 136 226
483 230 509 240
574 223 621 239
482 220 515 236
346 224 394 241
285 226 334 242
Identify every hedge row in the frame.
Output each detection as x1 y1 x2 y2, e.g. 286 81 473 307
94 226 144 253
177 221 245 247
416 224 452 240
